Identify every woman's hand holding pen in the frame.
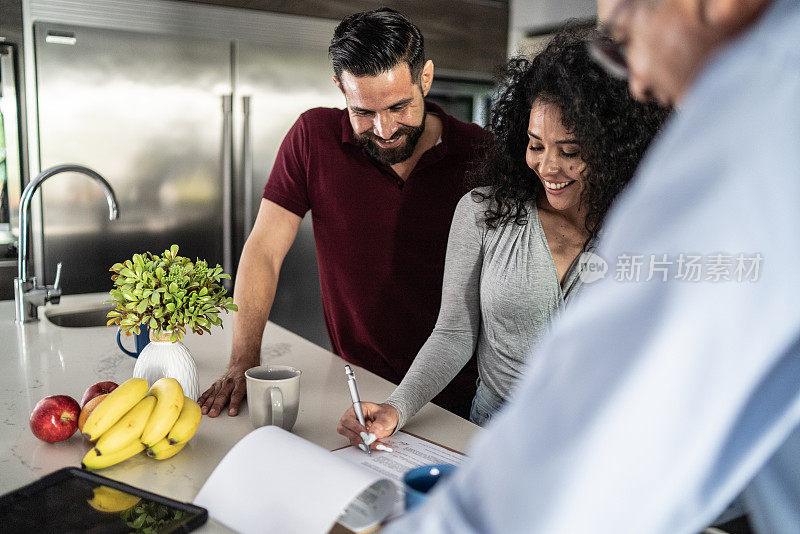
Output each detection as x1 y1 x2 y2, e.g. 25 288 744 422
337 403 399 451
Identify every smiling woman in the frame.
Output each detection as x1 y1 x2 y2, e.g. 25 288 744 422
474 25 670 239
525 101 588 215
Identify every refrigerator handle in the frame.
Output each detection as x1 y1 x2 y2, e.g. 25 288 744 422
241 95 254 241
221 94 233 290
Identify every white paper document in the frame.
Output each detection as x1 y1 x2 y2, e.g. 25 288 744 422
332 431 466 520
194 426 394 534
194 428 465 533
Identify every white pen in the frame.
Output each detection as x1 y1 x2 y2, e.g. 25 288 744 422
344 365 371 455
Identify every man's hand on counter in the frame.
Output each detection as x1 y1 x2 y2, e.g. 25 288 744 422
198 362 252 417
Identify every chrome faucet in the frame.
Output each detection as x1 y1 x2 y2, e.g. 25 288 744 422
14 164 119 323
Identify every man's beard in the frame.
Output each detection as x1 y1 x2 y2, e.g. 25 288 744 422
356 110 427 166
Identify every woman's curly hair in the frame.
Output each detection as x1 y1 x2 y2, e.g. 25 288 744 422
470 25 670 239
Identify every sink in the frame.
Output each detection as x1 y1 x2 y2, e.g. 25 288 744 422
44 304 116 328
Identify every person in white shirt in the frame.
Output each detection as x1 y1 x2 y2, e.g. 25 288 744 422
383 0 800 532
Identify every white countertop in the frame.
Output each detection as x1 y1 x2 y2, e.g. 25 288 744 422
0 293 479 532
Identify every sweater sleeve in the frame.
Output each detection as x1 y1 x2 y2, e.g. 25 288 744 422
386 191 485 430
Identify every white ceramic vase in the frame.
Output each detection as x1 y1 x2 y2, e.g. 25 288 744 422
132 331 199 400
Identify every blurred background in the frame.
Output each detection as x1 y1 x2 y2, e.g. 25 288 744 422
0 0 595 348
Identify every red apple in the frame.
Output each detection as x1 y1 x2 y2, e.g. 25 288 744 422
80 381 119 408
30 395 81 443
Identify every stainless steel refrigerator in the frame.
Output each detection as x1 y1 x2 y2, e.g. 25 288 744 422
32 9 343 348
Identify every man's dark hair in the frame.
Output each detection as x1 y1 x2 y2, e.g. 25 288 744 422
329 7 426 83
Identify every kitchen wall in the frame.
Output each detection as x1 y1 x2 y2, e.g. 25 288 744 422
508 0 596 56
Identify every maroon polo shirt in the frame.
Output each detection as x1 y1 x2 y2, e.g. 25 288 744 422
263 102 487 418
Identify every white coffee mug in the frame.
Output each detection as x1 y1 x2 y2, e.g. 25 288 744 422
245 365 302 431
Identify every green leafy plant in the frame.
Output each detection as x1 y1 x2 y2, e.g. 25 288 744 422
107 244 238 342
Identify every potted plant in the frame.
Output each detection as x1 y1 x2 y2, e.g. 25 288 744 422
107 245 237 399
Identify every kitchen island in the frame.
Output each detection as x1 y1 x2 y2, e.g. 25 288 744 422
0 293 480 532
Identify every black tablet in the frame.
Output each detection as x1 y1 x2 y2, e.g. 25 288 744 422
0 467 207 533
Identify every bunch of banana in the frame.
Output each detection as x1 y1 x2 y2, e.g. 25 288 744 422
81 377 202 470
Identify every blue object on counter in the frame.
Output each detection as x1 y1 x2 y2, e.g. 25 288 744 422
403 464 457 511
116 326 149 358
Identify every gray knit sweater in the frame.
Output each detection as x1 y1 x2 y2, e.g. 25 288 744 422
386 188 590 429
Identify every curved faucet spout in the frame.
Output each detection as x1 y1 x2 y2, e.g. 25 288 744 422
17 164 120 282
